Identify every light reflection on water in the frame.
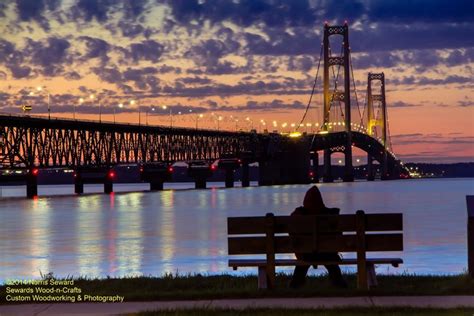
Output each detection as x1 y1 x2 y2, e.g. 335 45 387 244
0 178 473 283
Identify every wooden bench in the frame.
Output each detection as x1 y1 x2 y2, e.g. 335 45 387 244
227 210 403 289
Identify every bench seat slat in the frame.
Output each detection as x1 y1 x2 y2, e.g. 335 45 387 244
229 258 403 268
228 214 402 235
228 233 403 254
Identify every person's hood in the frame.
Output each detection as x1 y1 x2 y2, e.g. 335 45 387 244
303 185 326 212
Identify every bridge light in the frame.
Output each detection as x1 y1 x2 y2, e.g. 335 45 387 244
108 170 115 179
168 166 174 173
289 132 302 138
210 164 217 171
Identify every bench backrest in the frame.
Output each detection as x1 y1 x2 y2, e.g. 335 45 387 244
227 211 403 255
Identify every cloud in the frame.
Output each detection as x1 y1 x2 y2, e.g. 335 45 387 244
458 96 474 107
368 0 474 23
118 21 145 38
71 0 115 22
25 37 71 76
176 76 213 85
64 71 81 80
8 65 33 78
79 36 110 64
391 133 474 146
389 101 420 108
391 75 472 86
127 40 164 63
14 0 60 29
165 0 319 28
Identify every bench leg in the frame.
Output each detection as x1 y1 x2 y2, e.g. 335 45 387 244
258 266 268 289
367 263 378 288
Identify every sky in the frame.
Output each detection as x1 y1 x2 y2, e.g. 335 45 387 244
0 0 473 163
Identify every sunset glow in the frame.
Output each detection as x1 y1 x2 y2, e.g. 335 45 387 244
0 1 473 162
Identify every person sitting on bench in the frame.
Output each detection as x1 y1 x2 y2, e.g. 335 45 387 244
289 186 348 288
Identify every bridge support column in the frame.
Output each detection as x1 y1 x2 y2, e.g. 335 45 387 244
195 176 208 189
150 180 164 191
74 176 84 194
188 162 213 189
323 149 333 183
241 163 250 187
224 168 235 188
73 167 115 194
343 140 354 182
140 163 173 191
381 152 389 180
367 155 375 181
26 169 38 199
104 178 113 194
310 151 319 183
218 158 240 188
258 160 279 186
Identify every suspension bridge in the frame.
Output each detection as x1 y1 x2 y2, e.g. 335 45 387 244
0 22 409 198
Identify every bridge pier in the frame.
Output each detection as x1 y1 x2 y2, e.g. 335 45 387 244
259 138 310 186
343 140 354 182
323 149 333 183
367 155 375 181
140 163 173 191
310 151 319 183
258 160 279 186
381 152 389 180
188 161 213 189
218 158 240 188
74 167 115 194
241 162 250 187
26 168 39 199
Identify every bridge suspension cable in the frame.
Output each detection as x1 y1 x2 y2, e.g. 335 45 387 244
329 44 345 125
296 43 324 131
349 50 364 127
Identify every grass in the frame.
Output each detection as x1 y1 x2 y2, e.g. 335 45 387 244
131 308 474 316
1 273 474 304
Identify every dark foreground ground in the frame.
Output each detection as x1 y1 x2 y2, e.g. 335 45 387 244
133 307 474 316
2 273 474 304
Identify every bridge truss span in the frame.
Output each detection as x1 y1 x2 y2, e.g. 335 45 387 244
0 114 260 168
308 131 408 179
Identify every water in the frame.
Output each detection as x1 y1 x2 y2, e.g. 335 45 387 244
0 178 473 283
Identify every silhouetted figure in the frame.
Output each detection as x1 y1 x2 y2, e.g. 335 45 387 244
289 186 347 288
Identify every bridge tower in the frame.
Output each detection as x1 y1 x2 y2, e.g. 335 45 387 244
366 72 388 180
322 22 354 182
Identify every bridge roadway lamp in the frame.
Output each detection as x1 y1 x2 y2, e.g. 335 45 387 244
114 103 124 123
162 105 172 127
130 100 139 125
195 113 204 129
32 86 51 119
89 94 102 123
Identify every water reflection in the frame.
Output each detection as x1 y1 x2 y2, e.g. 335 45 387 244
28 198 51 278
159 191 176 273
0 178 473 282
116 193 144 276
77 195 103 277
